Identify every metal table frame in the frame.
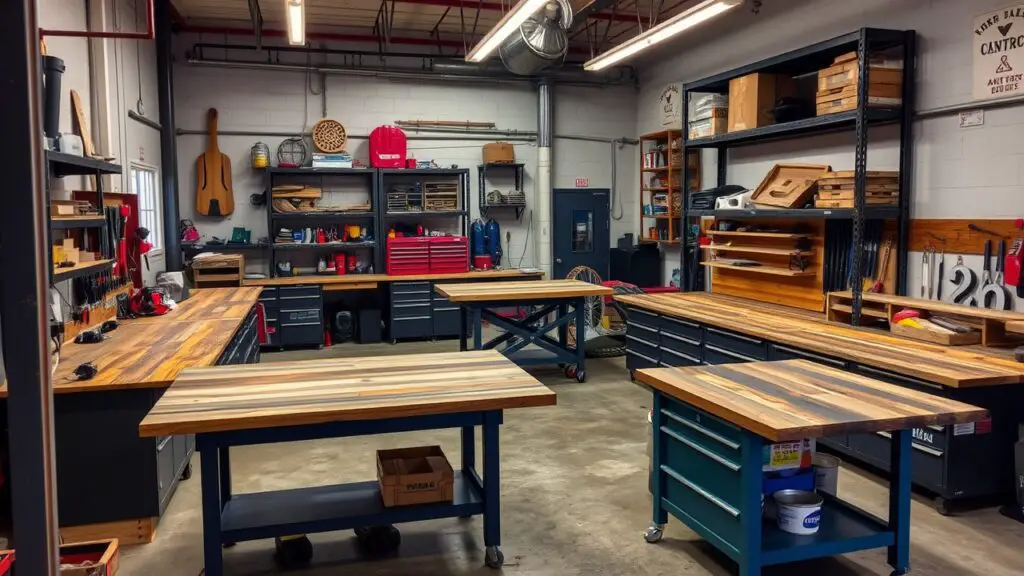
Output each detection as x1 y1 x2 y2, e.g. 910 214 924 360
646 391 912 576
197 410 504 576
458 296 588 382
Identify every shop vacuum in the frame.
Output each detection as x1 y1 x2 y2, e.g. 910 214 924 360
471 219 503 269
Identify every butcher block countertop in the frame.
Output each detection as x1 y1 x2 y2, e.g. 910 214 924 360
637 360 989 442
243 269 544 287
0 288 261 397
437 279 612 302
615 292 1024 388
139 350 557 437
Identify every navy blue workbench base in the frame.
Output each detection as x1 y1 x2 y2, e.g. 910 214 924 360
458 297 587 379
197 410 503 576
649 391 911 576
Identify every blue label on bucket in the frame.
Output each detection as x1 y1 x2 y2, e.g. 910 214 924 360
802 511 821 529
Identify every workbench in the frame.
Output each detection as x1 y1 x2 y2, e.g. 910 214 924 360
138 350 556 575
0 287 262 542
437 279 613 382
616 292 1024 512
636 360 987 576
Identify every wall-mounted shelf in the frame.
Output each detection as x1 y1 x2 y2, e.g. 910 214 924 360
700 245 814 257
691 207 901 220
46 151 122 178
272 242 376 250
706 230 815 240
479 163 526 219
700 261 815 277
271 211 376 221
51 216 105 230
384 210 468 218
53 258 114 281
685 109 900 149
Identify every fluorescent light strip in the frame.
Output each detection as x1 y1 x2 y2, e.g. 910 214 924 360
584 0 742 71
286 0 305 46
465 0 550 63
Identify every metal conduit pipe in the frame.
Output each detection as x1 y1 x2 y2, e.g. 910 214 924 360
537 80 554 278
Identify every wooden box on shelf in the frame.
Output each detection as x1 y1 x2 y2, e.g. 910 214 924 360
816 51 903 115
727 73 796 132
192 254 244 287
814 170 899 208
377 445 454 507
890 322 981 346
750 163 831 209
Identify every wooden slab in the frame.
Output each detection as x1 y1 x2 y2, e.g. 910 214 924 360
138 350 556 437
61 517 156 547
636 360 988 442
151 287 262 322
615 292 1024 387
436 279 612 302
1008 321 1024 335
908 219 1022 255
242 269 544 287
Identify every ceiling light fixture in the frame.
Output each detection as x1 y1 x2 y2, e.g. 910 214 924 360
584 0 743 71
286 0 305 46
465 0 550 63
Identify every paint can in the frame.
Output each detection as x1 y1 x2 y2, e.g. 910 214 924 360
774 489 823 535
813 453 841 496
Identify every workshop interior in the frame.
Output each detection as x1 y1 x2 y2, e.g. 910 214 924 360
2 0 1024 574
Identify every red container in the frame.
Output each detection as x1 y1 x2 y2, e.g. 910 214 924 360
370 125 408 168
473 255 493 270
429 236 469 274
334 253 346 275
387 237 431 275
406 158 417 169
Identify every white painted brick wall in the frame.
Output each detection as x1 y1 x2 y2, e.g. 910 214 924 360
632 0 1024 305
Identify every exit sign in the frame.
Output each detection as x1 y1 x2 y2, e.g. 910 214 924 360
575 178 589 187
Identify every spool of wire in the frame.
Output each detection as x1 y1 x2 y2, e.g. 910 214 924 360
251 141 270 168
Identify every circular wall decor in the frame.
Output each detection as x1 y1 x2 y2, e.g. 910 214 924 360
312 119 347 153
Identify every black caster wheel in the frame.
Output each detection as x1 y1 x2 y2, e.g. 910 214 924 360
222 541 237 549
575 369 586 383
643 525 664 543
484 546 504 568
629 369 635 381
274 535 313 568
179 463 193 481
934 497 954 516
355 524 401 557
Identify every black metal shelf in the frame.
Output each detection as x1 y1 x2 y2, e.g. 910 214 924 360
50 216 105 230
46 150 122 178
478 163 526 219
272 242 375 250
685 109 900 148
378 168 469 176
384 210 468 218
267 167 374 176
182 243 270 253
52 259 115 282
692 207 900 220
271 211 375 221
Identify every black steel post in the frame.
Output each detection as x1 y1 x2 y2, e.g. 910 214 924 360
850 29 871 326
679 90 690 292
896 31 916 296
717 146 727 187
0 0 61 573
156 0 182 271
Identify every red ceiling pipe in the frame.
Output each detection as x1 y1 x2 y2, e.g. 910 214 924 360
40 0 155 39
393 0 639 22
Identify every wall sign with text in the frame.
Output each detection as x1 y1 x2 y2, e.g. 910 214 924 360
974 4 1024 100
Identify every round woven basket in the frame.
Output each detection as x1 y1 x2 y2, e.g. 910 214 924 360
312 119 347 153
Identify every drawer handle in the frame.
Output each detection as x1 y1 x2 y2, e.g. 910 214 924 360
662 408 740 449
394 315 432 321
926 425 944 432
434 307 461 312
626 321 658 333
856 365 944 391
627 350 658 364
394 301 431 307
706 327 762 345
156 436 171 452
660 464 740 518
626 334 659 348
773 345 844 366
394 290 431 295
279 295 320 300
664 316 699 329
661 347 700 364
631 308 657 317
661 426 740 471
282 322 322 327
662 331 700 346
875 431 945 457
704 344 757 362
281 309 321 315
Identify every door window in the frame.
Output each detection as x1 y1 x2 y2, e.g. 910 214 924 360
572 210 594 252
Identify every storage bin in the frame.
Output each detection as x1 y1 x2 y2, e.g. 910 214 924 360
377 446 454 507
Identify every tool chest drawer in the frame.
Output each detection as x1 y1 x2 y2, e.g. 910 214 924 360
259 287 278 312
155 435 176 509
850 364 948 397
280 308 321 325
433 308 463 337
626 349 659 372
704 327 767 360
626 333 660 361
278 295 321 310
626 320 660 343
278 285 320 298
703 343 758 365
660 331 702 361
392 302 432 319
391 281 432 295
391 316 433 340
768 343 847 369
279 321 323 348
660 347 701 367
625 306 660 331
848 431 946 492
660 315 702 342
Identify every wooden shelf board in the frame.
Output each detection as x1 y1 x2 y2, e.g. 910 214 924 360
701 261 815 277
641 167 680 173
830 303 889 319
706 230 815 239
701 245 814 256
53 258 114 280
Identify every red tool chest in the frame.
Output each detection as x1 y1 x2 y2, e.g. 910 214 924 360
429 236 469 274
387 236 469 275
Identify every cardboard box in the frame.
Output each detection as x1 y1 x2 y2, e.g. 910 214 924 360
727 73 796 132
377 445 454 507
688 117 728 140
59 538 119 576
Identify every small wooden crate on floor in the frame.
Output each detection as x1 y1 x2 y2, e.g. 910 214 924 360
192 254 244 288
59 538 120 576
377 445 454 507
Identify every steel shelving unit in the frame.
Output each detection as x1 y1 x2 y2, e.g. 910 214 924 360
478 163 526 219
679 27 916 324
378 167 471 237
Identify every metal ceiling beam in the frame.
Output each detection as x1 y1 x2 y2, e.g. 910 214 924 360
572 0 620 26
393 0 638 22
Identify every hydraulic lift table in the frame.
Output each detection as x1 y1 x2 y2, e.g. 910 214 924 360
138 350 556 576
436 279 613 382
634 360 988 576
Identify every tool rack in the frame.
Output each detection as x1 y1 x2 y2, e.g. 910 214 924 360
678 27 916 323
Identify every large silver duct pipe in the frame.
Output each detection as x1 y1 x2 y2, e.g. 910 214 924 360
537 80 554 278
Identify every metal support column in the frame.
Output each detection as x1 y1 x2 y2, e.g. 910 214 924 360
850 29 871 326
0 0 61 572
156 0 182 270
895 31 917 296
679 91 690 292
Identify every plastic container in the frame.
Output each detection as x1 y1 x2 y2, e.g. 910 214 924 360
813 453 841 496
774 489 823 535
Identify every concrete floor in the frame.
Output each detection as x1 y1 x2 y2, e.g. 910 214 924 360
122 339 1024 576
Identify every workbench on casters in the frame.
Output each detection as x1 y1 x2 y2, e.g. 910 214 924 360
435 279 613 382
137 350 556 576
634 360 988 576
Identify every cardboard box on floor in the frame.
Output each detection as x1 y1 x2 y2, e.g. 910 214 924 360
727 73 797 132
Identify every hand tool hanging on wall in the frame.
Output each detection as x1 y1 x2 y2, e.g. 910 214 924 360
935 249 945 301
1007 237 1024 297
978 240 1010 309
949 255 978 306
921 248 931 299
196 108 234 217
968 223 1009 238
868 236 892 293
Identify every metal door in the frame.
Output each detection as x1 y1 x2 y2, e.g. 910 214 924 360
552 189 610 279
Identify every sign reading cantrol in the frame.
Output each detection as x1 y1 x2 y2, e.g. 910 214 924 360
974 4 1024 100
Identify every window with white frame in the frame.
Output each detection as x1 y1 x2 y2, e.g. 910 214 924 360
131 163 162 251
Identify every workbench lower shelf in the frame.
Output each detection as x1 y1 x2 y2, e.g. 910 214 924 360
759 497 893 564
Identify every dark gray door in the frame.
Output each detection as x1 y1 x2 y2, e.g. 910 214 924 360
553 189 610 279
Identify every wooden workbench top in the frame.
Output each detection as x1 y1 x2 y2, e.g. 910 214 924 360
636 360 989 442
0 288 260 398
436 279 612 302
615 292 1024 388
138 350 556 437
242 269 544 287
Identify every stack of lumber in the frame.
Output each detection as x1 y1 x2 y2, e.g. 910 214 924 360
814 170 899 208
816 51 903 115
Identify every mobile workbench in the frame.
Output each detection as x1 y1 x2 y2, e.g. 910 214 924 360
138 350 556 576
436 279 613 382
635 360 987 576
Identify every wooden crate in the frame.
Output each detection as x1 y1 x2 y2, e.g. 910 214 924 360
192 254 244 287
423 182 459 211
377 445 454 507
890 322 981 346
61 517 156 547
59 539 120 576
749 163 831 209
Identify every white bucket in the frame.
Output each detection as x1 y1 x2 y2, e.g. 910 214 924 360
813 453 841 496
774 489 823 535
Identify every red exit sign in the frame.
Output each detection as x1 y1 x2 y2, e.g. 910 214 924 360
575 178 589 187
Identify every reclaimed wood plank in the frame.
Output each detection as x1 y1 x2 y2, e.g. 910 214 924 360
437 279 612 302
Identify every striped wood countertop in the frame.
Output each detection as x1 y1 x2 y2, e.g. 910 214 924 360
139 350 556 437
436 279 613 302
